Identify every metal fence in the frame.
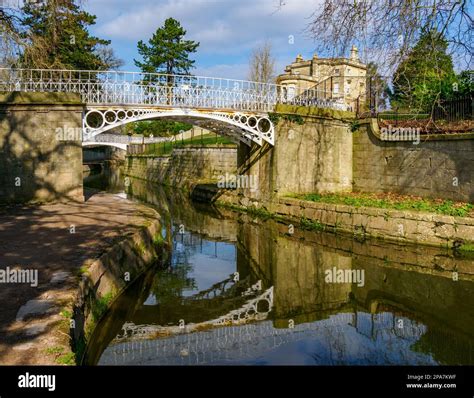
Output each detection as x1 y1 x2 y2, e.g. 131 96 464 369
432 97 473 122
360 74 473 123
89 133 168 145
374 97 473 127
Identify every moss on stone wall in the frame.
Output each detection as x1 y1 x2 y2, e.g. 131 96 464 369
72 217 164 365
0 91 83 105
274 104 355 121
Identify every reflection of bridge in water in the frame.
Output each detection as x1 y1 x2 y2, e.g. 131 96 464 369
99 311 432 366
114 286 273 341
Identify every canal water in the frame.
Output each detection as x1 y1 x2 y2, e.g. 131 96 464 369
83 166 474 366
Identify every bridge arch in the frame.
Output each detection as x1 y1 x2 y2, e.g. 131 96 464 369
83 108 275 146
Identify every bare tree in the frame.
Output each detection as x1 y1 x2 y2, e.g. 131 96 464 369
307 0 473 74
0 6 24 67
248 41 276 84
95 44 124 70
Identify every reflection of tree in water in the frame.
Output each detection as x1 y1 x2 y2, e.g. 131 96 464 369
410 327 474 365
151 228 198 305
151 263 197 306
305 309 436 365
314 325 348 365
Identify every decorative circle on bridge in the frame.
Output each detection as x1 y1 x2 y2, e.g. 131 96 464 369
104 110 117 124
257 118 272 139
247 116 258 128
117 110 126 121
85 110 105 130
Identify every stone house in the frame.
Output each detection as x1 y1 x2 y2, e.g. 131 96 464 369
276 46 367 111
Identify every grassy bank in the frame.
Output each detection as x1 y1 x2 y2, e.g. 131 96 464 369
293 192 473 218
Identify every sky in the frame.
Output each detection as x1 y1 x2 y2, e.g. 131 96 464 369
84 0 325 80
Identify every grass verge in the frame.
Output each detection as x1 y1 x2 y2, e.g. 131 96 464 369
294 192 473 218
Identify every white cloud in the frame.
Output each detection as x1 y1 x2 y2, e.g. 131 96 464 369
91 0 321 55
194 63 249 80
84 0 325 78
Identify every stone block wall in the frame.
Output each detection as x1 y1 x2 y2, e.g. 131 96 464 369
238 104 354 202
353 120 474 202
216 190 474 247
0 92 84 203
125 147 237 187
270 197 474 247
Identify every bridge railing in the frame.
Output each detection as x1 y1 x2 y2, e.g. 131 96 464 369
86 134 169 144
0 68 347 111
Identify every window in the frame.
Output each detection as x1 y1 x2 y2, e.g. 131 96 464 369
287 86 296 100
333 83 339 94
345 80 352 94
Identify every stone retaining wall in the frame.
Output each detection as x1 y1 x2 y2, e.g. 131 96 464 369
216 192 474 248
353 119 474 202
237 104 354 202
126 146 237 187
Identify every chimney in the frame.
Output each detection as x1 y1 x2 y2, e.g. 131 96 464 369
350 45 359 62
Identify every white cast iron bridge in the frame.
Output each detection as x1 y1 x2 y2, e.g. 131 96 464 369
0 68 348 148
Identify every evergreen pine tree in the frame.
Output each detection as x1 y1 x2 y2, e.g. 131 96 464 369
134 18 199 82
391 29 455 111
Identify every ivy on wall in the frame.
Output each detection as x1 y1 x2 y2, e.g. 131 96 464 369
350 120 361 132
268 113 305 126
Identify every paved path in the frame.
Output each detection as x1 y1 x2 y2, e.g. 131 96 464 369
0 192 157 365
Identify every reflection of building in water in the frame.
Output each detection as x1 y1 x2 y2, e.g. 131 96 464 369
276 46 367 111
273 249 354 319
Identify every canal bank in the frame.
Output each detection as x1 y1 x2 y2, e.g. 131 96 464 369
125 146 237 191
212 192 474 249
0 192 163 365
